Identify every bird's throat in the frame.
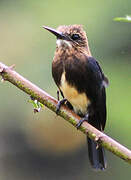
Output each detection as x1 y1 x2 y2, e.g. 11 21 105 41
56 39 72 48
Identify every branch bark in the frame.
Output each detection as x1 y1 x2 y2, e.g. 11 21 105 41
0 62 131 164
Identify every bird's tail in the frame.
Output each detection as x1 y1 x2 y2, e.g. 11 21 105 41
87 137 107 170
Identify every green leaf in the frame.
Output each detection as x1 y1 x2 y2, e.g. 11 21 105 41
113 15 131 23
28 99 44 113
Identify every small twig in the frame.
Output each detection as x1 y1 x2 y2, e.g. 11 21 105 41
0 62 131 164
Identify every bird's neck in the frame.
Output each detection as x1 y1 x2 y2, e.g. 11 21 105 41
55 45 91 61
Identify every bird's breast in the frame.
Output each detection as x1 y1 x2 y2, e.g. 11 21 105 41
60 72 90 115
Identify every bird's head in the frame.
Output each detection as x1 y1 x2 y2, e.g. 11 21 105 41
43 25 90 53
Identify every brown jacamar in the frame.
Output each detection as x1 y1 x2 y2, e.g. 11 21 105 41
43 25 109 170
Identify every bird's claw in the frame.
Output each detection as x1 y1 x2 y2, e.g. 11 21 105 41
76 114 89 129
56 98 67 115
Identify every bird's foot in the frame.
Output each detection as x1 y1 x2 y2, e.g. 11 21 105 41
56 98 67 114
76 114 89 129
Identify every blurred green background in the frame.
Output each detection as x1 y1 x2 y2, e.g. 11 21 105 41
0 0 131 179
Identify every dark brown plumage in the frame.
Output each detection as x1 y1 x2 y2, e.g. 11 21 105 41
43 25 109 170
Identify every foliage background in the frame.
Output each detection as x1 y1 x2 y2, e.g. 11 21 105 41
0 0 131 179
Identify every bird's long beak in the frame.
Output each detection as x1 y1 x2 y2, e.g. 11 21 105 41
43 26 66 40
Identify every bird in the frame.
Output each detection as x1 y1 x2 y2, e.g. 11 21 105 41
43 24 109 170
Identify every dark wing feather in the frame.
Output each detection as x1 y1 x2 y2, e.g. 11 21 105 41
85 56 107 130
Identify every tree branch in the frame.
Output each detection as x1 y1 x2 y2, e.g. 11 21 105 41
0 62 131 164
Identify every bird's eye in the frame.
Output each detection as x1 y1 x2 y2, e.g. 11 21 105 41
71 34 80 40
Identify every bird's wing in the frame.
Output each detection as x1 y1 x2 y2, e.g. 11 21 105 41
95 59 109 87
84 56 107 130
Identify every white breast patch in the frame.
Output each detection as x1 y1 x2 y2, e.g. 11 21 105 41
60 72 90 115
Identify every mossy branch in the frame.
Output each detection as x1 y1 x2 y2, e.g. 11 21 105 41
0 62 131 164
